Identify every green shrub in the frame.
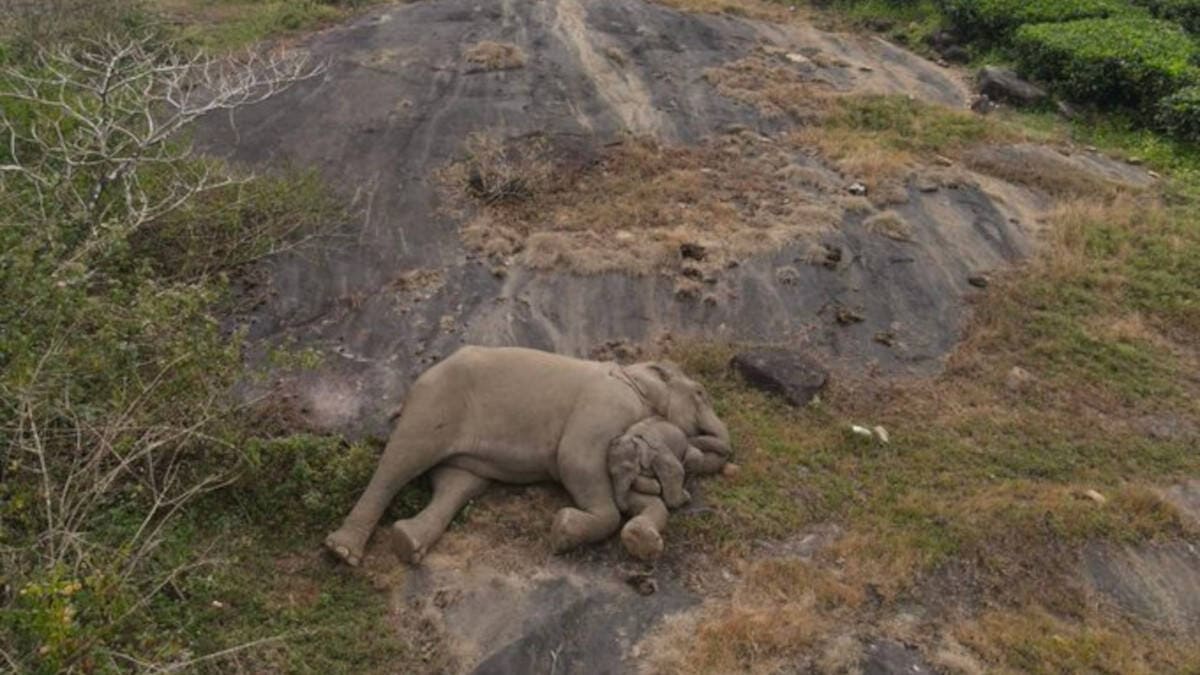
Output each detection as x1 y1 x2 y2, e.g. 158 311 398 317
943 0 1135 39
1013 17 1200 109
1157 85 1200 141
1135 0 1200 32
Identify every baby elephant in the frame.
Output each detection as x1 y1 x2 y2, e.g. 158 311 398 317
608 416 708 512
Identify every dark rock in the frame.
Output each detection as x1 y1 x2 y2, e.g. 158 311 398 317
863 17 895 32
942 45 969 64
977 66 1047 107
835 306 865 324
926 30 960 51
862 639 934 674
680 242 707 260
967 274 989 288
731 349 828 407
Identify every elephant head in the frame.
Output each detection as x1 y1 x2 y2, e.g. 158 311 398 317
626 360 732 456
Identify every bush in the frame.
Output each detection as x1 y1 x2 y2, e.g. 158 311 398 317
1013 17 1200 109
1157 85 1200 141
943 0 1135 39
1135 0 1200 32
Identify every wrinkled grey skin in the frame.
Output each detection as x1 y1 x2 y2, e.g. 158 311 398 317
324 346 731 565
613 418 733 560
609 417 695 511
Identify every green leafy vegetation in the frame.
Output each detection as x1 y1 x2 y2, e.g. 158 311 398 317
942 0 1137 39
153 0 378 50
1156 85 1200 143
1136 0 1200 31
0 7 382 670
1013 17 1200 109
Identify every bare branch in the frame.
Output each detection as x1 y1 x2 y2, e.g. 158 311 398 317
0 34 325 272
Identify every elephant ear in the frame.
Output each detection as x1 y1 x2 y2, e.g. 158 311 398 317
648 361 682 382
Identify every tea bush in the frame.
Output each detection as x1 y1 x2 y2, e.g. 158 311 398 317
1157 85 1200 142
942 0 1135 39
1013 17 1200 108
1136 0 1200 32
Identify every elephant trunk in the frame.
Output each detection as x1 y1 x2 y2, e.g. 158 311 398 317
691 435 733 458
697 410 730 449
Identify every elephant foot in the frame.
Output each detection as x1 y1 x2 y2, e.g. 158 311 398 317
621 520 664 561
391 521 427 564
324 528 365 567
550 509 581 553
551 507 616 553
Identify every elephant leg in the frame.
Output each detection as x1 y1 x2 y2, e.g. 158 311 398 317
650 452 690 509
621 493 669 561
551 444 622 553
325 430 445 567
393 466 489 564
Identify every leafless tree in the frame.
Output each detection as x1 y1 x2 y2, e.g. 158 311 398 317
0 34 325 273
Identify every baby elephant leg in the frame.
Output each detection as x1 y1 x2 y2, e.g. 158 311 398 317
392 466 489 563
631 475 661 495
650 452 690 509
620 493 670 561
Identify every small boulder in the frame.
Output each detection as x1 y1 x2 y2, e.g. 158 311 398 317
680 242 707 261
977 66 1047 107
926 30 960 51
942 45 970 64
731 349 829 407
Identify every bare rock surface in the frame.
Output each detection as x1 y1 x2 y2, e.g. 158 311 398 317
194 0 1086 438
1082 541 1200 634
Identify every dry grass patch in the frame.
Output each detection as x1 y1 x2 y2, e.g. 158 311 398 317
963 144 1143 200
441 132 840 277
641 559 864 674
863 209 913 241
463 41 526 71
704 53 839 121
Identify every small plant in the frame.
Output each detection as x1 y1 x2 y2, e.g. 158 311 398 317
455 133 552 205
1013 17 1200 109
463 41 527 71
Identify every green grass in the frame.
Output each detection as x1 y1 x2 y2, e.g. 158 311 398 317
828 94 1008 151
670 176 1200 599
153 0 372 51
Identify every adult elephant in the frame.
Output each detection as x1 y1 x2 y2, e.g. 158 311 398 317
324 346 732 565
